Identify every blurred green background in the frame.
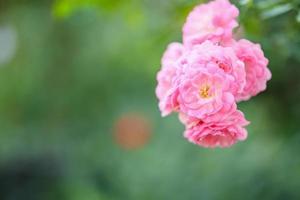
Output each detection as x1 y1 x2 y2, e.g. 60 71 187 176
0 0 300 199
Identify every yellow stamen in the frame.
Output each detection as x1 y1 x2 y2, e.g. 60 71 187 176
199 85 211 98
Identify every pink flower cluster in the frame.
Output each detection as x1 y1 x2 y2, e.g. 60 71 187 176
155 0 271 148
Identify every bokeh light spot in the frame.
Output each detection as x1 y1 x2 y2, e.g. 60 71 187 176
113 112 152 150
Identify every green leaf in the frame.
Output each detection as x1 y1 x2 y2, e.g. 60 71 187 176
296 10 300 23
52 0 124 18
261 3 293 19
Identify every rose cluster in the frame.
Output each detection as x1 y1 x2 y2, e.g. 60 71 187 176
155 0 271 148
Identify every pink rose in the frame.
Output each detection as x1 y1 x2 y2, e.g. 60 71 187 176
178 112 199 129
179 91 236 124
178 66 235 119
183 0 239 48
185 41 246 96
234 39 272 101
184 104 249 148
155 0 271 148
156 43 185 116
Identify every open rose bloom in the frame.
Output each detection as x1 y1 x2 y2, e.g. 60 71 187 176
156 0 271 148
183 0 239 48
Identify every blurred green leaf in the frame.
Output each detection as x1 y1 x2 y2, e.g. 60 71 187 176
261 3 293 19
297 10 300 23
257 0 282 9
239 0 252 6
52 0 125 18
